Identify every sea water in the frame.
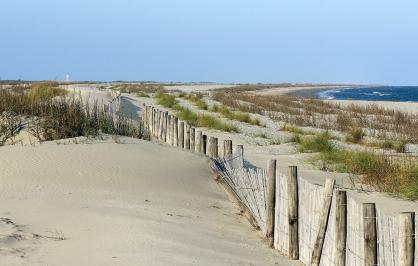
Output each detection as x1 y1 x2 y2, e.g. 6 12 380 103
317 86 418 102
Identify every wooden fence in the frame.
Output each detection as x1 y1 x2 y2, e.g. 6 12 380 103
142 104 417 266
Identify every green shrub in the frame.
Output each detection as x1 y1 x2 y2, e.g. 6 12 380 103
136 92 149 98
155 94 177 108
345 128 365 143
281 124 304 134
299 131 334 153
289 134 301 143
28 84 68 103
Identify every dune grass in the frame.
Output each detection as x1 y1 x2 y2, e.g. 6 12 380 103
345 128 365 144
155 93 238 133
0 84 142 143
294 131 418 200
28 83 68 103
210 104 261 126
182 94 208 110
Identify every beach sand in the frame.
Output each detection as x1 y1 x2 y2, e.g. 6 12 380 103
0 137 299 266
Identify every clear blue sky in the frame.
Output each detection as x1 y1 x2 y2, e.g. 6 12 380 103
1 0 417 84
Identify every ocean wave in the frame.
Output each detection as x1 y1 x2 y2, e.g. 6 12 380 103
372 91 391 96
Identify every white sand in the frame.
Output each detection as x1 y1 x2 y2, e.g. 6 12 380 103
0 137 299 266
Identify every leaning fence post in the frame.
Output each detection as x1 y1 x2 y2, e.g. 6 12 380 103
195 131 202 153
223 140 233 158
208 137 218 158
398 212 415 266
178 121 184 148
311 178 336 266
202 134 207 155
288 165 299 260
185 123 190 150
173 117 178 147
190 128 195 151
363 203 377 266
335 190 347 266
266 159 277 247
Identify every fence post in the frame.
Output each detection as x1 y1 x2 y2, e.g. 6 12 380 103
266 159 277 247
195 131 202 153
152 108 158 138
190 127 195 151
223 140 233 158
335 190 347 266
159 111 164 141
208 137 218 158
288 165 299 260
178 121 184 148
173 117 178 147
164 111 170 143
150 106 155 137
166 114 171 144
202 134 207 155
311 178 336 266
185 123 190 150
398 212 415 266
363 203 377 266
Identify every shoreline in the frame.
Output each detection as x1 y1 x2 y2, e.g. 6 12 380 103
255 85 418 114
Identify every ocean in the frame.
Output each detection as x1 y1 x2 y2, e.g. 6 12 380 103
316 86 418 102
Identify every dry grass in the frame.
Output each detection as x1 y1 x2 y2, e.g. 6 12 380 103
212 92 418 144
110 84 166 94
0 84 142 143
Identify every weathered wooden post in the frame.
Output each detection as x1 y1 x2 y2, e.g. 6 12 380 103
265 159 277 247
288 165 299 260
223 140 233 158
363 203 377 266
311 178 336 266
166 115 171 144
154 109 158 138
150 107 154 136
156 109 159 138
147 106 152 137
173 117 178 147
335 190 347 266
178 121 184 148
195 131 202 153
236 144 244 167
190 127 195 151
163 111 168 142
398 212 415 266
159 111 164 141
202 134 207 155
185 123 191 150
208 137 218 158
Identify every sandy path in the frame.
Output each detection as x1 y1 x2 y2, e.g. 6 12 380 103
0 137 298 266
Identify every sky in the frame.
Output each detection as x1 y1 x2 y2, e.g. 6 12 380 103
1 0 417 84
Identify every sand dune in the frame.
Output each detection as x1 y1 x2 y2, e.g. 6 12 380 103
0 137 299 266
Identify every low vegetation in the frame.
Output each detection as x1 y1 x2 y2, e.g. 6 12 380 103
210 104 261 126
345 128 365 144
110 84 166 94
212 92 418 143
0 83 142 144
293 131 418 200
155 93 239 132
181 93 208 110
